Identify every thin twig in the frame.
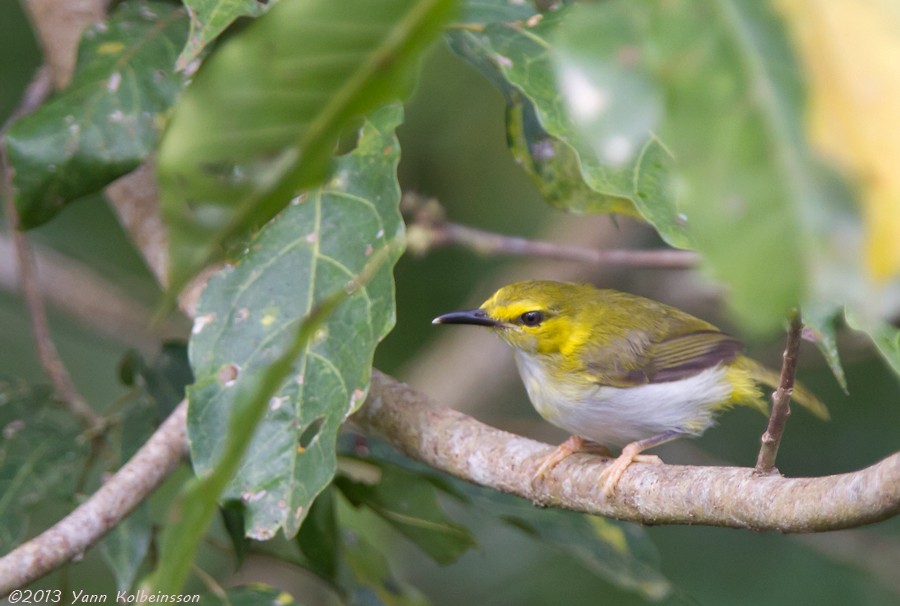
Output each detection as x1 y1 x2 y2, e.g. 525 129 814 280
1 67 105 432
402 194 699 269
755 310 803 474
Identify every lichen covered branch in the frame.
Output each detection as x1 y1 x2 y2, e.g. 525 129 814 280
357 370 900 533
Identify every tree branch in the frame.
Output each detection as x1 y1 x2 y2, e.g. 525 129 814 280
756 309 803 473
1 67 104 432
356 370 900 532
0 401 188 595
402 194 699 268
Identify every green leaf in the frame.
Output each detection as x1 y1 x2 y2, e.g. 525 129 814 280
341 437 671 601
152 243 376 592
296 486 339 582
455 0 539 24
4 1 189 228
339 529 429 606
99 393 158 591
803 304 848 393
294 485 428 605
186 105 405 544
488 497 670 600
119 342 193 416
220 501 249 569
100 502 152 593
335 461 477 565
446 3 691 248
639 0 861 334
846 310 900 379
177 0 270 69
158 0 455 297
200 585 303 606
505 92 642 217
0 379 89 550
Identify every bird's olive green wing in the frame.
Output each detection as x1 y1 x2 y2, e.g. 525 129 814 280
644 330 744 382
584 329 744 387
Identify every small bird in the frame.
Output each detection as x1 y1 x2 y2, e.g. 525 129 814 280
433 280 828 496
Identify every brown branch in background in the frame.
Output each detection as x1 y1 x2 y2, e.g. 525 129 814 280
0 401 188 595
755 310 803 474
1 68 104 433
401 194 699 269
0 234 190 350
357 370 900 532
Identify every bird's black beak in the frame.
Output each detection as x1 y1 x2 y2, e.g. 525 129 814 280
432 308 500 327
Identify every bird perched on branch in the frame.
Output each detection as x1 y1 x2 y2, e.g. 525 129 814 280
433 280 828 496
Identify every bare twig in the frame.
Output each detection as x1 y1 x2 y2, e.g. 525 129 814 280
0 401 188 594
402 194 699 269
357 370 900 532
1 68 104 432
755 310 803 474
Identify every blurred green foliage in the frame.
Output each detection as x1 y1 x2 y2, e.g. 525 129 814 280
1 0 898 605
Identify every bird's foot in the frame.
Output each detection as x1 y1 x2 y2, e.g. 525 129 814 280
598 447 662 497
531 436 612 488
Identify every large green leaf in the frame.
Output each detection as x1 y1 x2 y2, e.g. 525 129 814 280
158 0 455 297
632 0 862 334
177 0 270 69
0 380 89 550
4 1 188 228
187 105 405 540
446 2 691 248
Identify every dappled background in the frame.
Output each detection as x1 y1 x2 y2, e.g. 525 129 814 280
1 0 899 604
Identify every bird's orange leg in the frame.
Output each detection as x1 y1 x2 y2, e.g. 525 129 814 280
532 436 611 485
599 430 686 497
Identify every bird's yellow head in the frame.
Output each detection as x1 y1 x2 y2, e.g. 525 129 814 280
432 280 592 356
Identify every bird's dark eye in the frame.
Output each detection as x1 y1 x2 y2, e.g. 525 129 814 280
520 311 544 327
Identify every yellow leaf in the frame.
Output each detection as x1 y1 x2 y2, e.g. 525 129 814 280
776 0 900 281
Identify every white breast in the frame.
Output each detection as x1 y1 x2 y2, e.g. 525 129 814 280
513 351 733 447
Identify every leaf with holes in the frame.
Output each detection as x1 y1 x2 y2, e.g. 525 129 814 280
158 0 455 297
187 104 404 539
0 379 89 550
177 0 270 69
4 1 188 228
